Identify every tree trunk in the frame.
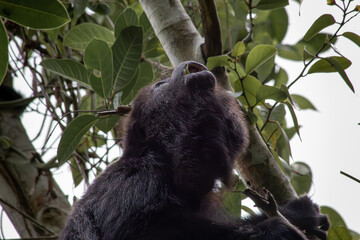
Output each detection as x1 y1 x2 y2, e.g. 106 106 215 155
139 0 204 66
139 0 297 204
0 96 71 237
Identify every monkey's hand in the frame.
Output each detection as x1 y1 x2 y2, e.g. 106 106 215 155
280 196 330 240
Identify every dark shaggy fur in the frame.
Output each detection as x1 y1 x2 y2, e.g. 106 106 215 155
59 61 329 240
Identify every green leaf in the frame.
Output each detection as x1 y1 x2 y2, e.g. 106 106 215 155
236 75 262 107
122 61 154 105
245 44 277 74
119 67 139 104
308 56 351 73
0 0 70 29
343 32 360 47
0 19 8 84
269 104 286 122
89 2 110 15
349 230 360 240
96 115 121 133
40 59 91 87
256 85 287 103
71 0 88 21
256 55 275 82
285 101 300 137
291 94 317 110
256 0 289 9
140 12 151 35
274 121 291 157
269 8 288 42
325 57 354 93
84 39 113 98
143 37 163 58
290 162 312 195
277 127 297 161
63 23 115 51
303 14 335 41
246 110 258 124
206 55 230 70
328 227 352 240
44 28 59 42
57 115 98 164
274 68 288 87
231 41 246 57
321 206 347 227
70 157 83 187
112 26 143 90
308 56 354 92
278 34 336 61
114 8 139 38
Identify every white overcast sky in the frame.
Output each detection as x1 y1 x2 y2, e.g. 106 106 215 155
2 0 360 237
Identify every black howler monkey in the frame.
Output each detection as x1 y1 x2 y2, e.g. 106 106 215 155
59 61 329 240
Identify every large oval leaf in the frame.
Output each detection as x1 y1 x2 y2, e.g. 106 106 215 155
291 94 317 111
326 57 354 93
328 227 352 240
63 23 115 51
40 59 91 87
290 162 312 195
0 19 7 84
84 39 113 98
122 61 154 105
73 0 88 21
308 56 354 92
0 0 70 29
206 55 230 70
256 85 287 103
308 56 351 73
245 45 277 74
343 32 360 47
95 115 121 133
112 26 143 90
114 8 139 38
303 14 335 41
231 41 245 57
235 75 262 107
57 115 98 164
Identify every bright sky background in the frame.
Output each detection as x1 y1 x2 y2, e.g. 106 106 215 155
1 0 360 237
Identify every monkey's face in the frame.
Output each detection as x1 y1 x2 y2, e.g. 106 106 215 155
133 62 221 144
151 61 216 95
125 61 248 182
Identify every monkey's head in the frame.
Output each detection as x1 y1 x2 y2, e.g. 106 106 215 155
123 61 249 200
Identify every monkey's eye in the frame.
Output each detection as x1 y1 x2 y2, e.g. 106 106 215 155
153 80 168 89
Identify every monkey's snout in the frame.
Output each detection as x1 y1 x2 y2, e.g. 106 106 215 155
186 62 208 74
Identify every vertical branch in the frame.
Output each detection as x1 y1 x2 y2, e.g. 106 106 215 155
197 0 232 90
139 0 204 66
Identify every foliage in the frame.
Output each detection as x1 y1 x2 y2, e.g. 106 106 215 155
0 0 359 238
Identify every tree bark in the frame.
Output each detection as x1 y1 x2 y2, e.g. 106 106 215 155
139 0 297 204
0 100 71 237
139 0 204 66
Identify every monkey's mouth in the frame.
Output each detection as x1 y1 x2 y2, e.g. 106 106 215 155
186 62 208 74
172 61 216 90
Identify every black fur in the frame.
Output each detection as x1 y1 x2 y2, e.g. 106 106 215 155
59 61 328 240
